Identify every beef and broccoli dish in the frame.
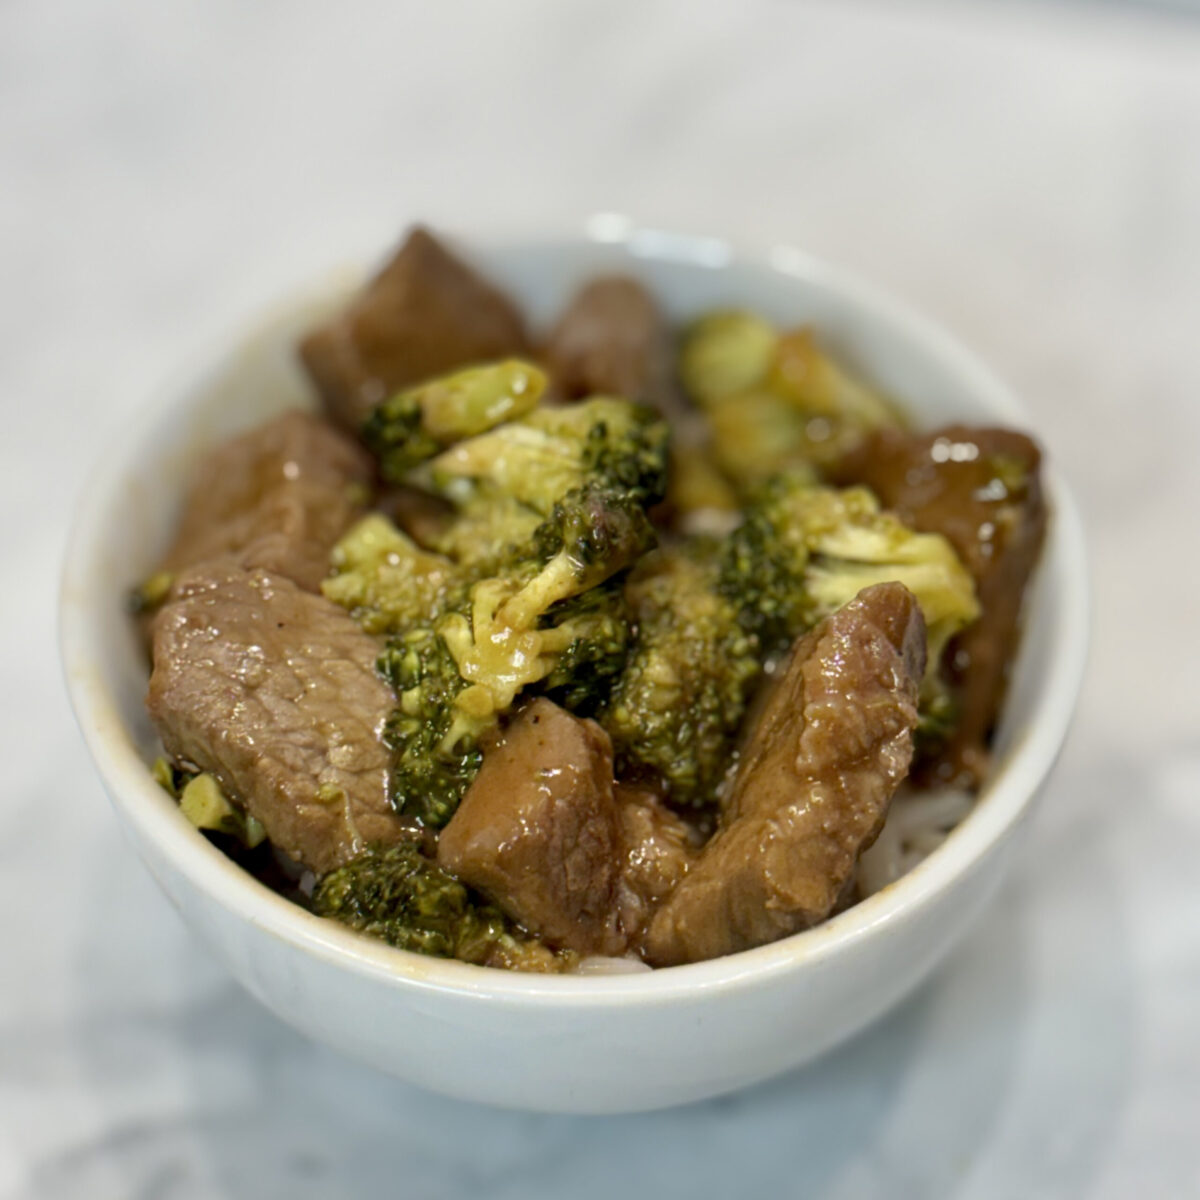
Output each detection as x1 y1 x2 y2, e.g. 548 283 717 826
135 227 1046 971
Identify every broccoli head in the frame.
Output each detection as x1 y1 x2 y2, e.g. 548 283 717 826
394 391 665 580
312 840 568 971
723 472 980 682
603 544 761 808
719 471 816 649
679 313 904 486
678 310 777 408
438 484 652 716
321 513 464 634
363 359 547 482
376 485 652 826
376 625 487 828
535 582 632 715
519 483 655 621
431 494 545 575
788 485 980 667
425 396 668 515
770 329 899 444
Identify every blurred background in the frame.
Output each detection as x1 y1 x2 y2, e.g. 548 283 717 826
3 1 1199 1196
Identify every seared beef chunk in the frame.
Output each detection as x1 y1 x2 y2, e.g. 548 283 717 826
162 410 371 593
148 561 409 874
544 276 682 417
613 784 700 942
437 699 626 956
641 583 925 966
833 426 1045 786
299 227 529 434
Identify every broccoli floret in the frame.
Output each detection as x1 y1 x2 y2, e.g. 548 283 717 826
438 485 652 715
603 544 761 808
536 582 632 715
724 473 980 673
707 391 821 490
363 360 547 482
680 314 904 486
605 475 976 809
403 393 665 579
377 626 487 828
718 472 815 650
425 396 668 515
321 516 489 828
770 329 899 439
678 310 777 407
431 494 546 574
376 486 652 826
353 390 663 830
322 513 464 634
521 483 655 619
312 841 569 971
790 485 979 666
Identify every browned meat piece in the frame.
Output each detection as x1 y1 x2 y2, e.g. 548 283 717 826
613 784 701 942
161 410 371 593
299 227 530 433
147 561 410 874
641 583 925 966
437 698 626 956
832 425 1046 787
544 276 683 416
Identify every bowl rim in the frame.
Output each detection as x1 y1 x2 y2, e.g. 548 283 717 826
59 220 1090 1007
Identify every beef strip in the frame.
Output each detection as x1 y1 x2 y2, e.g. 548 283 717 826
147 561 410 874
161 410 371 593
641 583 925 966
299 227 530 434
437 698 626 956
613 784 701 943
832 425 1046 787
544 276 684 417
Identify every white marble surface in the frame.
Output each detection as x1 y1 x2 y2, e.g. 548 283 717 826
3 0 1200 1195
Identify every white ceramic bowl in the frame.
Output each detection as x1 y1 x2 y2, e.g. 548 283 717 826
60 225 1088 1114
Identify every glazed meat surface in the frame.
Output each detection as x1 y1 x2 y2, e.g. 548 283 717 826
544 276 681 416
299 227 529 434
161 410 371 593
147 561 409 874
833 425 1045 785
641 582 925 966
613 784 701 943
437 699 626 956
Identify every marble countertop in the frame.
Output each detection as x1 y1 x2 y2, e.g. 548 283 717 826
4 0 1200 1195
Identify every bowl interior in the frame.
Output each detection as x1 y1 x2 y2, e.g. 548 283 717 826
60 228 1088 1000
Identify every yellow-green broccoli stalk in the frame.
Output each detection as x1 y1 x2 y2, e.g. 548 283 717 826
363 359 547 481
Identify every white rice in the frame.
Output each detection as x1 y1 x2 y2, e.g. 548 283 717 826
572 955 654 976
856 785 974 897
